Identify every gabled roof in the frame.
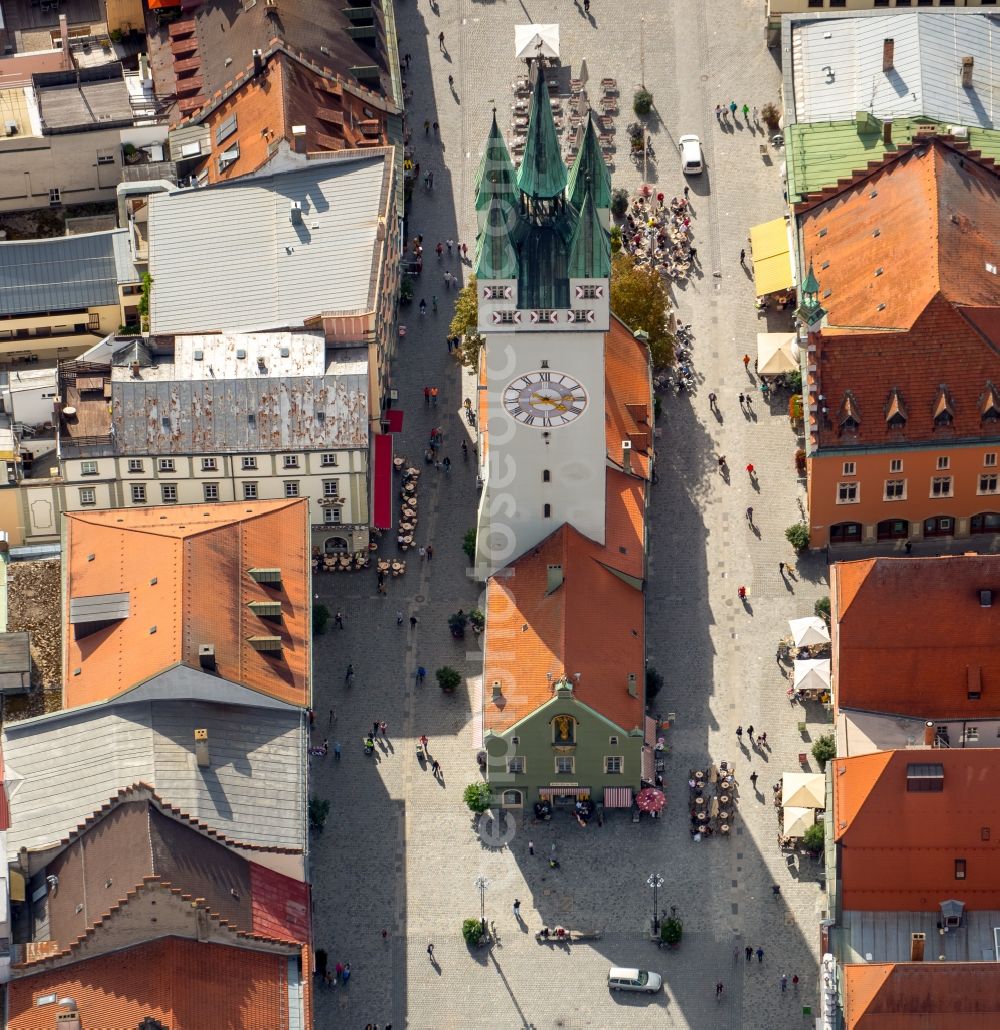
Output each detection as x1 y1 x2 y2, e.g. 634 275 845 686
843 962 1000 1030
833 750 1000 910
64 500 310 708
516 64 567 200
833 556 1000 720
567 115 612 212
604 315 653 480
7 936 302 1030
476 111 518 213
567 187 611 280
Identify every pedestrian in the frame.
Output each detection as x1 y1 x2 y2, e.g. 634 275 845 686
745 945 753 962
737 585 747 600
742 353 751 369
427 942 434 959
550 842 557 857
757 947 764 963
746 506 754 526
742 103 750 120
405 52 411 68
432 121 439 135
772 884 781 896
781 973 788 992
708 392 717 410
745 392 753 408
431 386 439 406
513 899 521 917
342 962 351 983
442 456 450 472
431 758 441 776
396 610 403 626
759 731 768 747
729 100 737 117
792 974 799 991
427 170 434 189
335 610 345 629
738 392 745 407
528 839 534 855
426 544 434 559
717 454 727 472
381 928 389 941
423 119 430 135
583 0 590 11
444 271 452 289
416 665 426 684
739 248 746 266
334 742 341 760
746 462 755 477
328 708 336 728
372 720 379 738
716 982 724 997
461 440 468 460
345 663 355 685
778 561 786 575
750 770 758 788
736 725 743 742
424 385 430 406
446 239 454 254
752 106 758 122
438 30 445 50
462 242 468 259
747 725 754 741
410 615 418 629
418 545 426 559
380 721 388 738
335 961 344 981
715 104 723 120
905 540 913 554
448 74 454 88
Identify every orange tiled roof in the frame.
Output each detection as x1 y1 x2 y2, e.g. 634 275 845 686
844 962 1000 1029
7 937 294 1030
833 749 1000 911
605 314 653 479
834 556 1000 719
798 138 1000 449
64 499 310 709
483 519 645 735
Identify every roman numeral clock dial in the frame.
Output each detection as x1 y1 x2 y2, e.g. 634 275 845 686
502 371 588 428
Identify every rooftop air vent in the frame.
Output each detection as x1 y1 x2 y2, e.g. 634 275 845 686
193 350 204 361
236 349 246 359
981 590 993 608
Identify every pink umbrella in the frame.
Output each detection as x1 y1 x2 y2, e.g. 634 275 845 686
636 787 666 812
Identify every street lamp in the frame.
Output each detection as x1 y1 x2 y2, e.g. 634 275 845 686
647 873 664 934
474 875 490 933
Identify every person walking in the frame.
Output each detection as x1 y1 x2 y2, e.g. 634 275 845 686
736 725 744 743
792 974 799 992
427 943 435 960
512 899 521 918
345 663 355 686
409 615 418 629
419 298 426 316
717 454 727 472
442 456 451 472
396 610 403 626
746 506 754 526
745 945 753 962
438 30 445 51
715 104 723 121
461 440 468 461
418 545 426 560
742 353 751 369
379 720 388 738
778 561 786 575
739 248 747 267
430 386 439 406
742 103 750 120
444 270 452 290
781 974 788 993
715 982 724 998
436 242 443 260
750 770 759 789
423 119 430 135
426 543 434 559
334 742 341 760
708 392 717 411
737 585 747 601
372 720 380 738
528 840 534 855
335 610 345 629
738 392 745 408
431 758 441 777
416 665 426 685
448 74 454 89
432 121 439 135
759 731 768 747
447 239 454 255
757 946 764 963
424 385 430 406
729 100 737 117
746 462 755 477
747 725 755 741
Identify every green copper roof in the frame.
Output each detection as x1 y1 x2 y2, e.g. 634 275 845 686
801 261 819 295
475 112 518 213
516 65 567 200
475 196 518 280
567 187 610 280
567 116 611 212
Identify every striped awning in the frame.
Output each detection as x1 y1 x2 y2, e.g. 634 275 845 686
641 746 655 783
645 715 658 746
539 786 588 798
604 786 633 808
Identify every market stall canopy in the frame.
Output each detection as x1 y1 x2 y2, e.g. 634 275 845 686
749 217 794 297
635 786 665 812
757 332 800 376
515 24 560 60
782 772 826 809
789 616 831 647
783 806 815 837
794 658 831 692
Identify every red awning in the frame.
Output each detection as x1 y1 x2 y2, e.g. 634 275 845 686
373 434 393 530
385 409 404 434
603 787 634 808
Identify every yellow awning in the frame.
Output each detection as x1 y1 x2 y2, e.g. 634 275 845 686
750 217 794 296
9 868 25 903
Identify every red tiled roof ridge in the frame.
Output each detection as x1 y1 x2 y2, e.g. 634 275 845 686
65 497 303 538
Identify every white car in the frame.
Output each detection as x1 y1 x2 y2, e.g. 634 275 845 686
679 135 704 175
608 967 663 994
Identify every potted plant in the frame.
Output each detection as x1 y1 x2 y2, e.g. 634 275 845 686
660 916 683 947
611 187 629 218
448 610 468 638
610 225 623 254
462 917 486 947
399 275 414 305
308 795 330 833
785 523 810 552
462 528 477 563
633 88 653 117
469 608 485 634
802 822 824 856
436 666 461 693
811 733 836 770
814 596 831 623
463 781 492 813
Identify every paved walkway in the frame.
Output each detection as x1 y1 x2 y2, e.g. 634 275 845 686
310 2 830 1027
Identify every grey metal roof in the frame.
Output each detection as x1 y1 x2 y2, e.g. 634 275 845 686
111 372 368 454
3 696 305 856
37 77 133 131
0 632 30 673
0 229 132 317
791 12 1000 127
147 155 390 335
69 592 131 624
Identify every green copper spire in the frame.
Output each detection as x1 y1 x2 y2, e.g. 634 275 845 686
795 260 826 327
567 116 611 213
801 260 820 295
475 111 518 214
475 196 518 280
516 65 567 200
567 184 610 280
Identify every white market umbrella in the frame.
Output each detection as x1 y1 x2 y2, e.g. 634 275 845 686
794 659 831 693
783 806 815 838
515 24 560 60
789 616 830 647
757 332 800 375
782 772 825 809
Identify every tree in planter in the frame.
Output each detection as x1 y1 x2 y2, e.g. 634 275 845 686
646 666 664 702
760 101 781 129
611 187 629 218
462 917 485 946
463 781 492 813
448 611 469 638
463 528 477 563
469 608 485 634
785 523 810 552
308 795 330 832
811 733 836 769
450 276 485 369
609 225 623 255
611 253 674 368
633 88 653 117
312 602 330 636
660 916 683 946
802 822 825 854
436 665 462 692
814 596 831 623
399 275 414 305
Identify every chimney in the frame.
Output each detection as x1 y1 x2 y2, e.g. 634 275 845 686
291 124 307 154
622 439 632 473
59 14 70 61
289 200 303 225
130 361 140 378
883 120 892 147
198 643 216 671
55 1010 81 1030
194 728 210 768
961 56 974 89
882 38 894 73
923 721 935 746
546 564 564 593
252 48 264 77
910 933 926 962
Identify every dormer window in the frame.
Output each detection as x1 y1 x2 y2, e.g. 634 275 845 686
838 392 860 435
933 386 954 428
885 388 907 430
981 383 1000 424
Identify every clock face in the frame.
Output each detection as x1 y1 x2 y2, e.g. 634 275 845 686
503 371 588 428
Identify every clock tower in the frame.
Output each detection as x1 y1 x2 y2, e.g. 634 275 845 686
474 65 612 573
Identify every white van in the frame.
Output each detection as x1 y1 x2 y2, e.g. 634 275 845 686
608 967 663 993
679 135 704 175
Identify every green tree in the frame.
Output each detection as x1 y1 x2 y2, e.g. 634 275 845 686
611 187 629 218
463 782 492 813
450 275 485 369
814 596 831 623
633 89 653 116
811 733 836 769
803 822 825 853
609 225 623 255
462 917 485 945
138 272 153 331
660 916 682 945
610 253 674 367
312 602 330 636
785 523 810 552
437 666 462 692
463 527 477 563
646 666 663 701
308 795 330 832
